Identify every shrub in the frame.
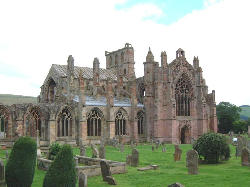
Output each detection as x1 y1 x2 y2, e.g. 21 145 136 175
5 136 37 187
193 132 230 164
48 142 62 160
43 144 76 187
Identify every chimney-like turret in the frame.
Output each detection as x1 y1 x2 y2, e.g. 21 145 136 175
161 51 167 68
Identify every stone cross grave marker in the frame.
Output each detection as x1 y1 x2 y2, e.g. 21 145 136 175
241 147 250 166
186 149 199 175
91 144 99 158
131 148 139 167
99 145 106 159
174 145 182 161
100 160 112 182
79 172 87 187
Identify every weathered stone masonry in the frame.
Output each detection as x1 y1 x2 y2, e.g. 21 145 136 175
0 43 217 145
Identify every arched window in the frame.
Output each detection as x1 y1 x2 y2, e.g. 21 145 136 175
0 106 9 138
47 79 56 103
137 111 144 135
115 110 126 135
121 52 124 63
87 109 102 136
25 107 42 137
57 108 72 137
175 73 192 116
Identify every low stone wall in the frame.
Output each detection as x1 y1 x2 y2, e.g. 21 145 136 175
37 156 127 177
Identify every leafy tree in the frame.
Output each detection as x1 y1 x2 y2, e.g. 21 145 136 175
43 144 76 187
5 136 37 187
216 102 241 133
48 142 62 160
193 132 230 164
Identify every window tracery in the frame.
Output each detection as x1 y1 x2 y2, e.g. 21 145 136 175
0 106 8 138
87 109 102 136
175 73 192 116
115 110 126 136
25 107 41 137
137 111 144 135
57 108 72 137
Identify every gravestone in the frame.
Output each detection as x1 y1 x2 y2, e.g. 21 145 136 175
155 142 159 149
0 159 4 182
99 145 106 159
131 148 139 167
186 149 199 174
100 160 112 182
80 145 86 156
168 183 185 187
152 145 155 151
79 172 87 187
241 147 250 166
174 145 182 161
162 147 166 152
106 176 117 185
91 144 99 158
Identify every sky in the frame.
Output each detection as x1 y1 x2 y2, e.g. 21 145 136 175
0 0 249 106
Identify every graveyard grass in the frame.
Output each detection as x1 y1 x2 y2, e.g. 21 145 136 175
1 144 250 187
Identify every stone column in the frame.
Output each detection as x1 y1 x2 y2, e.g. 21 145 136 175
49 115 56 144
81 121 87 141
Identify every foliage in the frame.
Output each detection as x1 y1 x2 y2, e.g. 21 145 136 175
216 102 241 133
43 144 76 187
5 136 37 187
193 133 230 163
232 120 250 134
48 142 62 160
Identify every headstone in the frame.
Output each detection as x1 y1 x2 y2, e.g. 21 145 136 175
106 176 117 185
186 149 199 175
131 148 139 167
0 159 4 181
241 147 250 166
79 172 87 187
168 182 185 187
80 145 86 156
126 155 132 165
91 144 99 158
174 145 182 161
100 160 112 182
99 145 106 159
162 147 166 152
155 142 159 149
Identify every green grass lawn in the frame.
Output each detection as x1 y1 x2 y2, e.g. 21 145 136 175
1 144 250 187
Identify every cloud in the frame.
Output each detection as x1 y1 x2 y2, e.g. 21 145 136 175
0 0 249 106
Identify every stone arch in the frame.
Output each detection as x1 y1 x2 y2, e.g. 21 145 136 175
86 107 104 137
115 108 128 136
136 110 144 135
0 105 10 139
174 73 193 116
56 106 74 138
24 106 43 138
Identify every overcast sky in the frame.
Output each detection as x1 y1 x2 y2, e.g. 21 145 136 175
0 0 249 106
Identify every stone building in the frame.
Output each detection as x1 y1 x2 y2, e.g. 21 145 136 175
0 43 217 146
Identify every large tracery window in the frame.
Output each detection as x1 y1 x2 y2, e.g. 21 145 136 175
115 110 126 136
57 108 72 137
87 109 102 136
175 73 192 116
25 107 42 137
0 106 9 138
137 111 144 135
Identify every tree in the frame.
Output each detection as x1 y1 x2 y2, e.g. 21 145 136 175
193 132 230 164
43 144 76 187
5 136 37 187
216 102 241 133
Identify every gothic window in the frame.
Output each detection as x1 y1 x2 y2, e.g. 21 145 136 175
137 111 144 135
175 73 192 116
57 108 72 137
0 106 8 138
121 52 124 63
47 79 56 103
87 109 102 136
25 107 42 137
115 110 126 136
